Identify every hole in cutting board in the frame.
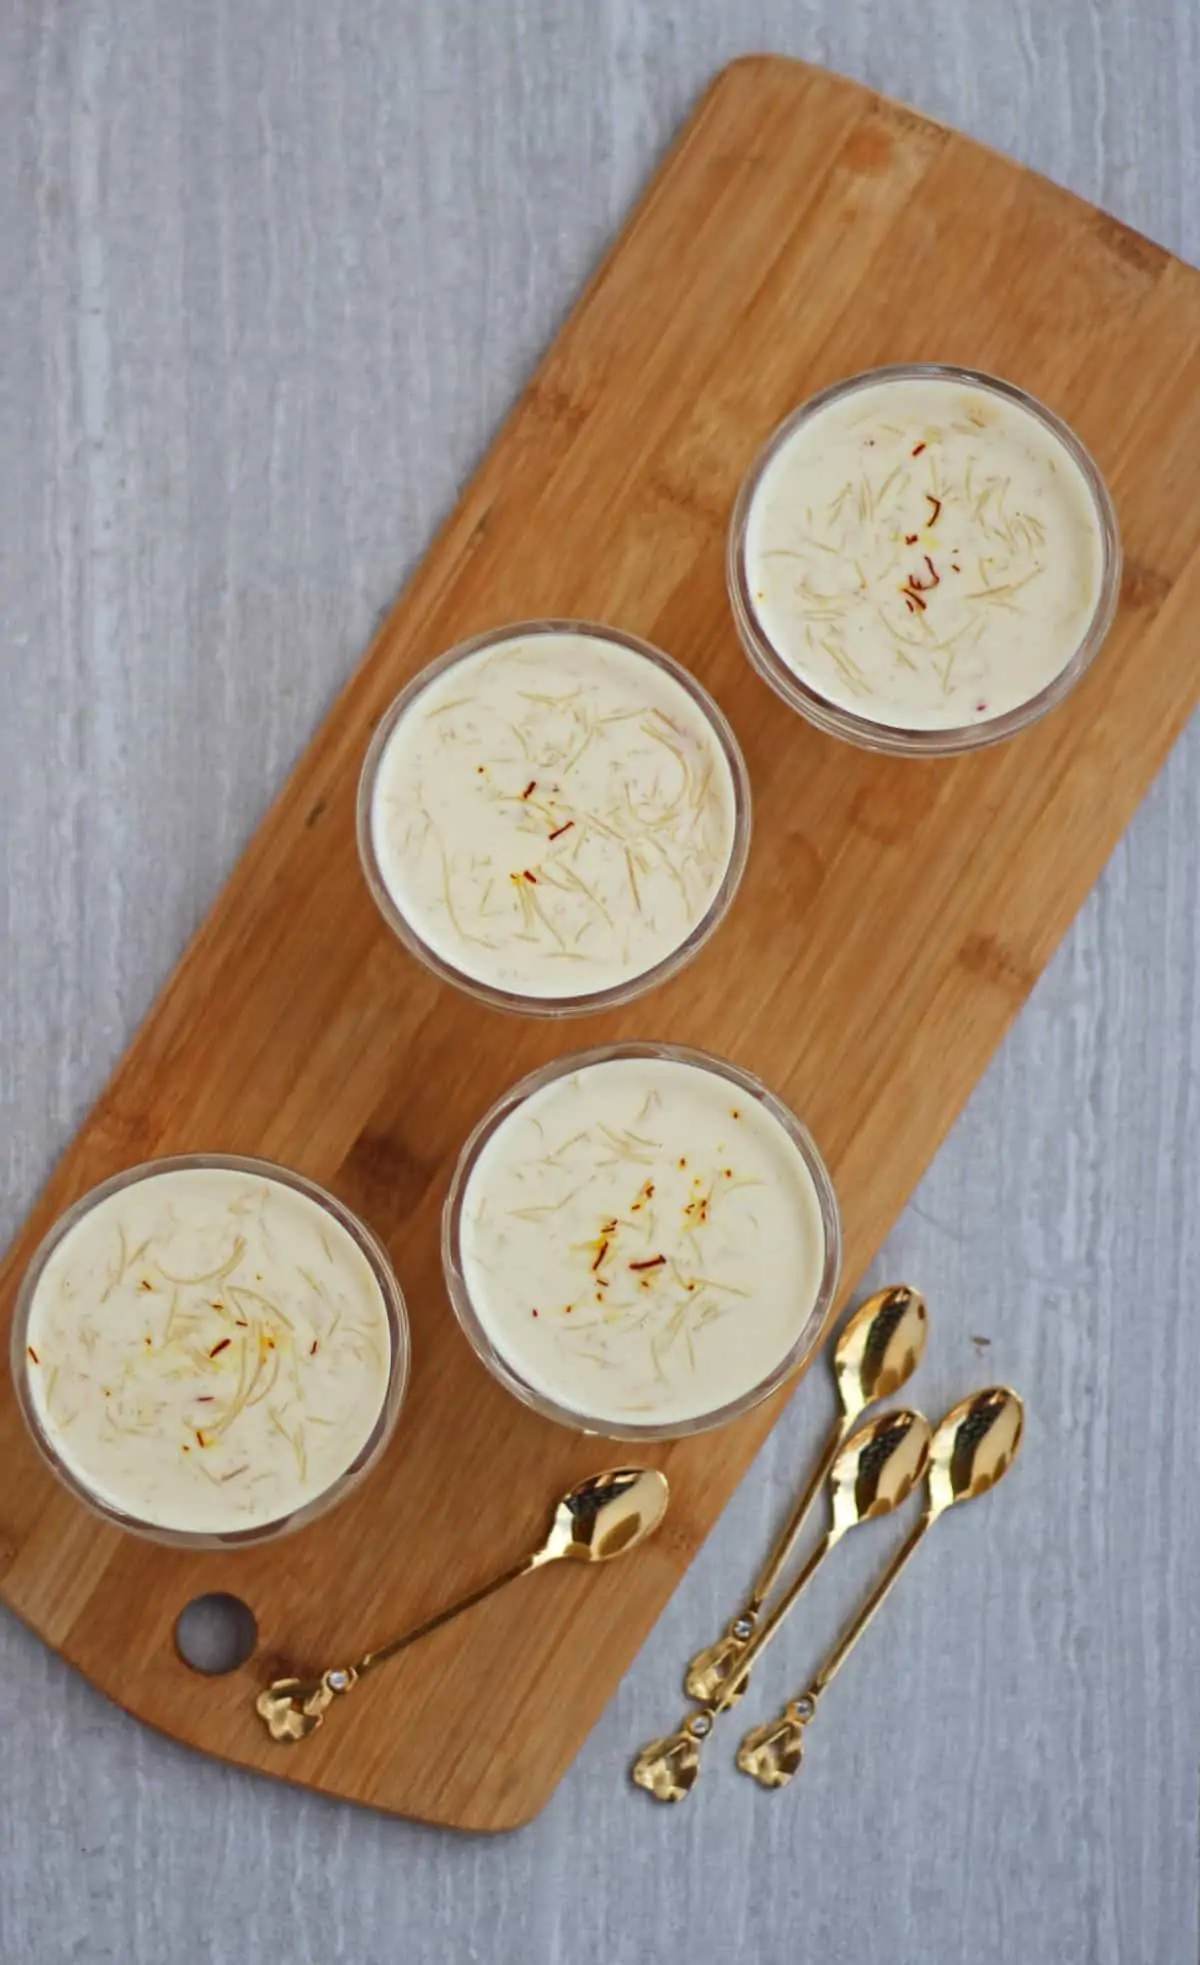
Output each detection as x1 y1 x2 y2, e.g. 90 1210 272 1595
175 1593 258 1675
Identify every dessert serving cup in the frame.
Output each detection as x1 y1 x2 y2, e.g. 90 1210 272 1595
728 363 1121 757
12 1154 410 1549
357 620 751 1016
442 1042 842 1441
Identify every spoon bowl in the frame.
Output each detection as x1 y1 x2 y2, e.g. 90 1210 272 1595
546 1467 670 1563
828 1405 933 1537
835 1284 928 1416
927 1386 1024 1516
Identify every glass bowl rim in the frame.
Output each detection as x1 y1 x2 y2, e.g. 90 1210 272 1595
441 1040 843 1441
11 1151 411 1550
726 362 1123 758
356 618 753 1016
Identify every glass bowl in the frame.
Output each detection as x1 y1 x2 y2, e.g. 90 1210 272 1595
727 363 1122 757
357 620 752 1015
11 1154 410 1549
442 1041 842 1441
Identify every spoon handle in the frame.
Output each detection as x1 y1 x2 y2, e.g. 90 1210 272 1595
711 1527 836 1708
358 1552 544 1672
684 1420 847 1702
737 1513 932 1789
632 1533 837 1802
750 1411 849 1609
255 1548 546 1741
809 1511 930 1699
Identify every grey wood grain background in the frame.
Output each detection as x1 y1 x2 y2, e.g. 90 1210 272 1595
2 4 1198 1961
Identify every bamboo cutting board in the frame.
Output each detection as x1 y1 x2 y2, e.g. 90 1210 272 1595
2 55 1199 1833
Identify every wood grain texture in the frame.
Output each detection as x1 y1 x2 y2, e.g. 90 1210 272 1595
3 49 1199 1841
2 2 1199 1959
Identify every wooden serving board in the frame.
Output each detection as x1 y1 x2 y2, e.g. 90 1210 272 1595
3 55 1199 1833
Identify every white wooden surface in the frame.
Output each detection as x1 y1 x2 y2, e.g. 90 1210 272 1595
2 4 1198 1961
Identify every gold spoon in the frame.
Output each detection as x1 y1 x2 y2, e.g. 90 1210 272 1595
256 1466 669 1742
685 1284 928 1704
737 1386 1024 1790
631 1407 931 1803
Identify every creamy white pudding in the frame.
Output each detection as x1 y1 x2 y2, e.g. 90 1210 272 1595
17 1162 403 1539
734 368 1116 741
361 626 747 1009
446 1050 839 1434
